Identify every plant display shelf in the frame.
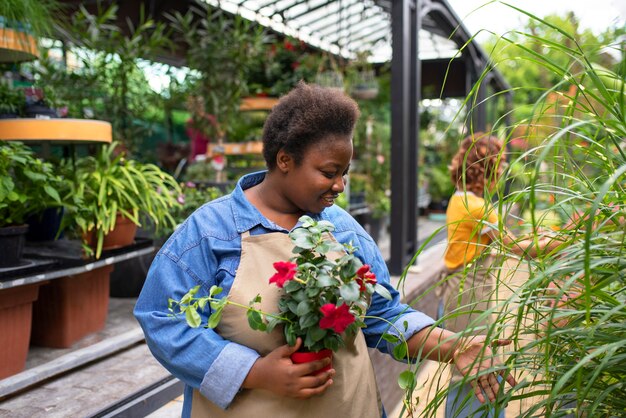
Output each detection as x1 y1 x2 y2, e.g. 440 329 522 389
0 118 112 143
204 96 278 158
0 27 38 63
207 140 263 156
239 96 279 111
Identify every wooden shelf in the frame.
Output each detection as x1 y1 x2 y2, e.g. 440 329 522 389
239 97 279 111
0 119 112 143
0 28 38 63
207 141 263 156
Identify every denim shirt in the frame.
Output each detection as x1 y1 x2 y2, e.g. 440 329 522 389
134 171 434 417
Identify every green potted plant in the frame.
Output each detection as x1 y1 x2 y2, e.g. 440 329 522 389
170 215 393 359
60 142 182 259
0 141 63 266
0 141 63 377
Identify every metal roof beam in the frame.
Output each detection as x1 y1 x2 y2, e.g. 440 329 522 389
300 1 364 33
326 20 388 49
316 12 383 39
286 0 337 22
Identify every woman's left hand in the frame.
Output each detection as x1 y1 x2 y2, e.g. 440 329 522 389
452 336 517 403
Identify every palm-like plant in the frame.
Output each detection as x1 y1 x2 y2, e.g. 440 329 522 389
61 143 182 259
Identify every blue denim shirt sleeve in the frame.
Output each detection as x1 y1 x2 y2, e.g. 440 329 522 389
134 231 260 410
322 207 435 355
134 176 271 413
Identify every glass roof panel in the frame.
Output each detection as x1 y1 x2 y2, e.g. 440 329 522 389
203 0 460 62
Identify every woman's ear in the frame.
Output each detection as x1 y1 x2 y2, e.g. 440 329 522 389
276 149 293 173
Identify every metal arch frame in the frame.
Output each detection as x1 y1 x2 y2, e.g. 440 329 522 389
388 0 512 274
389 0 421 275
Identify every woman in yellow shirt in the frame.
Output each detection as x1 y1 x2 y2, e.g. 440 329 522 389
440 133 559 418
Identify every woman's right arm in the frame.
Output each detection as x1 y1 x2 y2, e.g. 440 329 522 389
134 252 260 409
488 228 564 258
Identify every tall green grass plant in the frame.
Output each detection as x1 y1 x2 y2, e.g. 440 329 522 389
401 3 625 417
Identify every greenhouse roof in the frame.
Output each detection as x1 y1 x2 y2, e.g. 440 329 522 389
202 0 460 62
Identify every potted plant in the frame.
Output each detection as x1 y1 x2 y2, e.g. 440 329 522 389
60 142 182 259
0 141 63 267
0 141 63 377
30 143 182 348
170 216 393 363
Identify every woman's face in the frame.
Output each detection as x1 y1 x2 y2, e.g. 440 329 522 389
280 135 353 214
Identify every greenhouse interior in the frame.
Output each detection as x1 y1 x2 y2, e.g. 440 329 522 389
0 0 624 416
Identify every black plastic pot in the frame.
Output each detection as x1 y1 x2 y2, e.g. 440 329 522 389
0 224 29 268
26 207 64 241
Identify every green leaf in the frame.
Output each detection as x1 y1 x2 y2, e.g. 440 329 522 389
339 281 361 302
382 333 400 344
43 184 61 202
315 273 335 287
284 323 296 346
299 313 318 329
209 285 223 297
185 307 202 328
296 300 312 316
393 343 408 360
398 370 415 390
207 309 222 328
374 283 393 300
247 310 267 331
317 220 335 232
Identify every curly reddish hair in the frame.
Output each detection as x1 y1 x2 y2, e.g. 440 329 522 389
449 132 505 195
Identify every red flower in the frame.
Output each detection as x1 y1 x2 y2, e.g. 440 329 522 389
319 303 355 333
284 40 295 51
269 261 298 288
356 265 377 292
290 61 300 70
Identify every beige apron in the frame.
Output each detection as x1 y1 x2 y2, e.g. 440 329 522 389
192 230 382 417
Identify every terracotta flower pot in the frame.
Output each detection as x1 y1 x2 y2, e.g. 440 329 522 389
0 283 42 379
30 265 113 348
83 214 138 253
290 348 333 375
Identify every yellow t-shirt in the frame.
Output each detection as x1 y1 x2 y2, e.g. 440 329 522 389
444 191 499 270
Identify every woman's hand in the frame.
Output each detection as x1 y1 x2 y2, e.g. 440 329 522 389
242 338 335 398
452 336 517 403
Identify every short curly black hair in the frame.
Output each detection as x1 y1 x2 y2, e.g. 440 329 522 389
262 81 360 169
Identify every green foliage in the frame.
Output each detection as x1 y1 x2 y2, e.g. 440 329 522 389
48 3 172 153
483 11 625 120
247 37 319 97
169 215 392 353
60 143 182 258
166 1 267 139
0 0 60 37
415 7 626 417
0 82 23 116
0 142 64 227
157 181 223 238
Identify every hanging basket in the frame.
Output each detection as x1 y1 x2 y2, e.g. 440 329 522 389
350 70 379 100
315 70 345 91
